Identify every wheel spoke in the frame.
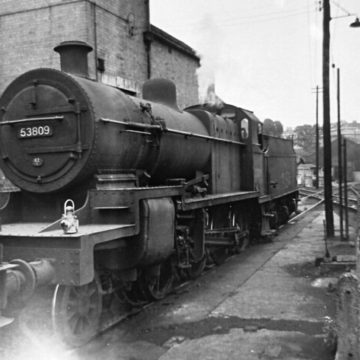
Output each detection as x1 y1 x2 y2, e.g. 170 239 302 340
70 287 82 298
73 316 84 335
65 307 78 321
155 278 160 293
66 297 79 307
69 314 81 334
89 302 98 311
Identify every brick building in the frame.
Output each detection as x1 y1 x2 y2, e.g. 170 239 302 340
0 0 200 108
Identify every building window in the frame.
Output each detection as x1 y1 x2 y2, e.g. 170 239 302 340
97 58 105 73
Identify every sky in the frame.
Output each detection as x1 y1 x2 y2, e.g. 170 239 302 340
150 0 360 129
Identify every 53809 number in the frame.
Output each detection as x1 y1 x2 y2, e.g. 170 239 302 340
18 125 53 138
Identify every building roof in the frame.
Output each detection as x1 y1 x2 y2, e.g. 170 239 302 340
145 25 200 64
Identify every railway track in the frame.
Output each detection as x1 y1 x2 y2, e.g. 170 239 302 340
7 185 357 358
1 198 319 357
299 186 358 209
2 187 352 357
299 187 324 200
299 185 359 237
297 188 325 216
3 187 352 360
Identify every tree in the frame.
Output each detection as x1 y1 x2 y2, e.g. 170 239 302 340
263 118 275 136
294 124 316 150
263 118 284 137
273 121 284 136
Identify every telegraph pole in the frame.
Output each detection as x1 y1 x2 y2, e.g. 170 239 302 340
337 68 343 239
315 85 319 189
343 137 349 239
323 0 334 237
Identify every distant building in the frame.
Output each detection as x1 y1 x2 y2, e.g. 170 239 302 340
297 164 315 187
331 122 360 145
0 0 200 108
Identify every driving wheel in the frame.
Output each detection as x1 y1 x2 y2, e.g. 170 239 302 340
51 275 102 347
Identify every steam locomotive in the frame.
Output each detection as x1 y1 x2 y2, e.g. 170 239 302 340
0 41 298 346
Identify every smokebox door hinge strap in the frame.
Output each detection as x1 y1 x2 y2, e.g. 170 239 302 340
75 101 83 156
30 80 39 109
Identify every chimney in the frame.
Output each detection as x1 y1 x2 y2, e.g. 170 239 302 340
54 40 93 77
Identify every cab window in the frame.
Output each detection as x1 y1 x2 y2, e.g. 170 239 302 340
258 123 263 148
240 118 249 140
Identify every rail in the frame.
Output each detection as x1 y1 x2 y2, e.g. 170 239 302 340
299 186 360 239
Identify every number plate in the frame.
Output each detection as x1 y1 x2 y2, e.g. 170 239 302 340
18 125 53 139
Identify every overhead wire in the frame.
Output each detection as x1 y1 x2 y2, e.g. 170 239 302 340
218 10 312 27
330 0 353 16
304 0 327 91
158 7 313 31
314 1 322 87
307 0 315 88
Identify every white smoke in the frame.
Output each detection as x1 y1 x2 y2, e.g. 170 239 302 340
195 13 224 104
